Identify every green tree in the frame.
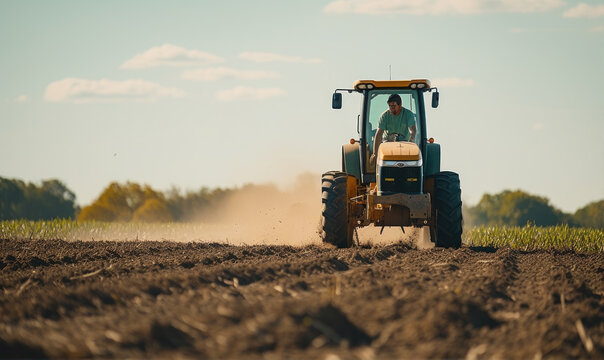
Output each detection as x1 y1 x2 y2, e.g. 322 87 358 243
0 178 25 220
573 200 604 228
31 180 77 219
470 190 564 226
0 177 76 220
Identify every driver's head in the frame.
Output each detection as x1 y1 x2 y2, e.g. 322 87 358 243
387 94 402 115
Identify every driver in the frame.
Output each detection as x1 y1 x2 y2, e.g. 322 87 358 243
370 94 417 166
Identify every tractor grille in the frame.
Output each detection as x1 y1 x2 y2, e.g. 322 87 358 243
379 166 422 194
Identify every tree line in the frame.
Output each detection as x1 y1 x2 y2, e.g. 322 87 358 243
77 182 241 223
0 177 77 220
1 176 602 228
0 176 273 223
465 190 603 228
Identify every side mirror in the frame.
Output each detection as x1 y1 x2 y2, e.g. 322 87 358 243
332 92 342 109
431 91 439 108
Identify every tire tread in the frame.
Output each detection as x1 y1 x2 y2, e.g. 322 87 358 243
433 171 463 248
320 171 350 248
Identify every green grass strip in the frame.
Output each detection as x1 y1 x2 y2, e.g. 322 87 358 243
464 224 604 253
0 219 207 242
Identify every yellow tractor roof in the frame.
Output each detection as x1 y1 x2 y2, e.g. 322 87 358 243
353 79 431 90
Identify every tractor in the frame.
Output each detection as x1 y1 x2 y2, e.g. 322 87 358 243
320 79 462 248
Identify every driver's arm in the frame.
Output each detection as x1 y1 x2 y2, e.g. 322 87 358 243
408 124 417 142
373 128 384 156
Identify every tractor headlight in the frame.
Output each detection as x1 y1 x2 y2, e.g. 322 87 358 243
378 159 423 167
410 83 417 89
355 83 375 90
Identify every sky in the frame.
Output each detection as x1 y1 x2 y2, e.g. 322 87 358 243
1 0 603 213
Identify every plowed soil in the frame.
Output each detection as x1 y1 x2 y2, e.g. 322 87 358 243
1 238 603 359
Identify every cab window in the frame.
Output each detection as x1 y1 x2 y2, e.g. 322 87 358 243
366 90 420 157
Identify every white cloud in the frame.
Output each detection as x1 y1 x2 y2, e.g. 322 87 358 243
239 52 322 64
563 3 604 18
532 123 545 130
216 86 285 101
182 67 279 81
44 78 185 103
120 44 223 69
324 0 564 15
13 95 29 103
432 77 475 87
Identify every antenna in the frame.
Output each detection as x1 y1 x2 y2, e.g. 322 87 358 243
389 65 392 80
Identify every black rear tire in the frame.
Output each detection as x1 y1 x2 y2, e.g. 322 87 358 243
433 171 463 248
320 171 352 248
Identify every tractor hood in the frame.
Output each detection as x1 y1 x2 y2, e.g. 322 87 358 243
377 142 420 162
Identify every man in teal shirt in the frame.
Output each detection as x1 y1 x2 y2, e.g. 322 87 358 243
372 94 417 158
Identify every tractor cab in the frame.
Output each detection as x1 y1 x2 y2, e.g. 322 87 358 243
364 87 422 161
332 80 441 186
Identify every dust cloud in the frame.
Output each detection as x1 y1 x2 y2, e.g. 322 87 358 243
185 172 432 248
356 226 434 249
70 172 432 248
202 172 430 247
201 172 322 246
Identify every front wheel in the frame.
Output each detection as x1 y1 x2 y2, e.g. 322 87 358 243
320 171 353 248
431 171 463 248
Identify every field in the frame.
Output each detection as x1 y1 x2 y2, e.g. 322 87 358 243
1 221 603 358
